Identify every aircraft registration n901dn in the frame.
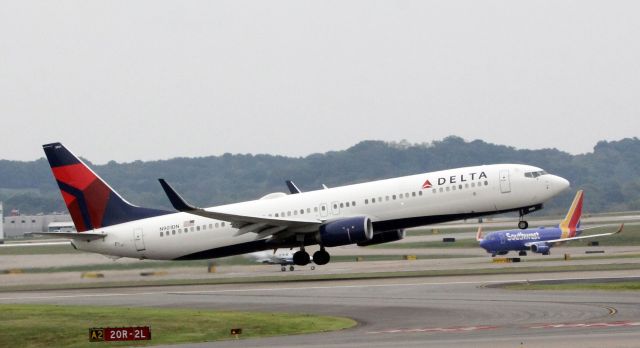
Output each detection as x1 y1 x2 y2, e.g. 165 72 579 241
40 142 569 266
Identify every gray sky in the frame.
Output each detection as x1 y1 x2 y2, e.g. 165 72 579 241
1 1 639 164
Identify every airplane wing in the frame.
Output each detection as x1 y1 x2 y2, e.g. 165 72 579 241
158 179 322 239
532 223 624 245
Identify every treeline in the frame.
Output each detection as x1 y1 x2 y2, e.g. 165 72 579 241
1 136 639 216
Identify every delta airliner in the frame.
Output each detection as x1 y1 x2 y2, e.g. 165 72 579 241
39 142 570 266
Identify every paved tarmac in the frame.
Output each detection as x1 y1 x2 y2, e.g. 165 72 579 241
1 270 639 348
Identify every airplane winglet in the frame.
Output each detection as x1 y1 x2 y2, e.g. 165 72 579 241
616 223 624 234
285 180 302 194
476 226 483 241
158 179 200 211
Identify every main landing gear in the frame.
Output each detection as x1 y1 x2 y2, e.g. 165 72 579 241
519 250 528 256
292 246 331 266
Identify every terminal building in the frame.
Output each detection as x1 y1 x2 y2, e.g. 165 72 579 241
1 203 73 239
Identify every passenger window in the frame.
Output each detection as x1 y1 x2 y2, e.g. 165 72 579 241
346 202 350 207
352 201 356 206
190 227 194 232
365 199 369 204
172 230 176 235
209 224 213 229
446 187 450 192
372 198 376 203
399 193 403 199
160 232 163 237
439 188 443 192
321 206 326 211
275 213 279 217
221 222 225 227
340 203 344 208
459 184 462 190
386 196 389 201
314 207 319 212
392 195 396 200
215 223 219 228
484 181 489 186
307 208 311 213
412 192 416 197
452 186 456 190
471 182 476 187
418 191 423 196
196 226 200 231
432 189 436 194
294 210 298 215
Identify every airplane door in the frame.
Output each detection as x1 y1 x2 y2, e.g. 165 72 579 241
319 203 328 218
133 228 146 251
499 169 511 193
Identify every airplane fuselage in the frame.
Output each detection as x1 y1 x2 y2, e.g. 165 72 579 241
479 227 570 254
70 163 568 260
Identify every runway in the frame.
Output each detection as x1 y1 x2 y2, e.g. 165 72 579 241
2 270 639 347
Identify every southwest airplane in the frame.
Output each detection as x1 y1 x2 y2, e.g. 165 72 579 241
40 142 569 266
477 190 623 256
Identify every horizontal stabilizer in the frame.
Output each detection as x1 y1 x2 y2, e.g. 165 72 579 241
32 232 106 241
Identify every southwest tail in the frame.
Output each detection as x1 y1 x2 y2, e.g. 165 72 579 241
559 190 584 237
43 143 170 232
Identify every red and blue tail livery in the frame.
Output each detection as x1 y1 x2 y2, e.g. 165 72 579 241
43 143 170 232
477 190 623 257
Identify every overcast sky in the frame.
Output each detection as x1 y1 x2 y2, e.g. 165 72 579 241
1 1 638 164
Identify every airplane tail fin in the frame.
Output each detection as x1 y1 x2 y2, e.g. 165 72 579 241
559 190 584 237
43 143 169 232
476 226 484 241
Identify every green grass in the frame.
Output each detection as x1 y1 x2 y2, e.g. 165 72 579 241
0 304 356 347
372 239 480 249
4 262 640 293
504 281 640 291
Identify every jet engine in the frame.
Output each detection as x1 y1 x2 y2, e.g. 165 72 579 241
318 216 374 247
357 229 405 247
530 243 550 254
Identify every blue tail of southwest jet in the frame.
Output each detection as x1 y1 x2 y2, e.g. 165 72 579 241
43 143 170 232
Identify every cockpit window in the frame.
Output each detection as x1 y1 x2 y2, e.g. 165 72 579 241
524 170 548 178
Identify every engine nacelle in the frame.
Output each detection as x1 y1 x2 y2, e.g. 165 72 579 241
530 243 550 254
357 229 405 247
318 216 374 247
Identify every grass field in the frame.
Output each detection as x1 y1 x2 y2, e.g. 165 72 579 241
0 304 356 347
504 281 640 291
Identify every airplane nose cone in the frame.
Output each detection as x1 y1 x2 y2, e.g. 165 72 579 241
546 175 570 197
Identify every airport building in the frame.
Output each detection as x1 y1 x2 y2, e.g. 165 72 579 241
2 207 73 239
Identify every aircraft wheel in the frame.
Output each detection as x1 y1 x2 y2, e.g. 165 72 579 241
281 266 286 272
518 220 529 229
519 251 527 256
289 265 295 271
313 249 330 265
310 265 316 270
293 250 310 266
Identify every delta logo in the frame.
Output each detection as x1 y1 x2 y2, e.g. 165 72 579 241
421 171 488 189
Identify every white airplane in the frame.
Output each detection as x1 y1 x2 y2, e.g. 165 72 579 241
248 249 315 271
35 142 569 266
